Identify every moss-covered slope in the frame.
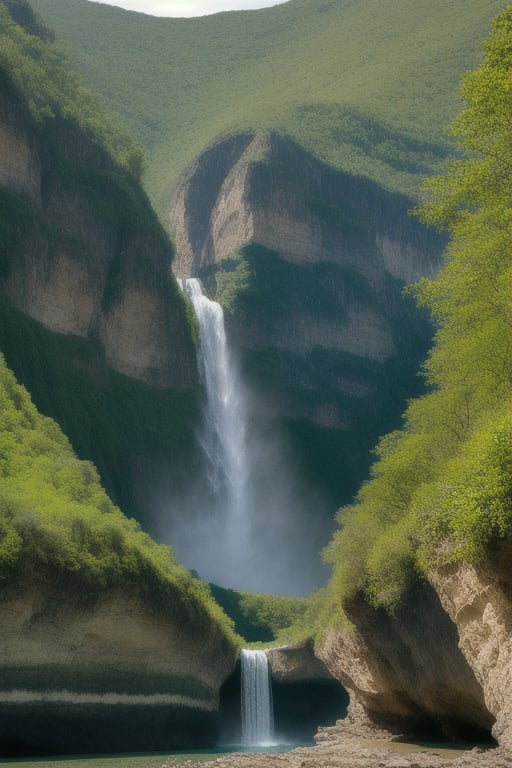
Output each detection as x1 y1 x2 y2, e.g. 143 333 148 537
0 0 200 527
30 0 508 219
0 355 238 755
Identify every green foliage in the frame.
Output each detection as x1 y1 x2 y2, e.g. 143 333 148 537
208 583 309 644
0 0 144 178
0 354 238 645
322 5 512 619
0 297 198 525
211 250 256 315
238 593 309 639
29 0 506 219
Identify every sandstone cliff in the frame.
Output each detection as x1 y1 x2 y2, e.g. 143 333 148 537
313 553 512 749
0 16 200 526
430 544 512 748
0 88 195 390
316 582 495 742
0 572 237 754
169 131 444 510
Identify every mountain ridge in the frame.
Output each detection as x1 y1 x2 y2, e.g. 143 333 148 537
30 0 508 220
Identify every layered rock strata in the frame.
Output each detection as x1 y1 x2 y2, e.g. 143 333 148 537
316 582 495 741
430 543 512 748
0 573 237 755
0 88 196 391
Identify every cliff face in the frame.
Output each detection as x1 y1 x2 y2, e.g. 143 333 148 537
0 572 237 754
0 89 196 391
171 132 440 285
315 552 512 747
430 544 512 748
170 131 444 509
0 72 201 527
316 583 494 741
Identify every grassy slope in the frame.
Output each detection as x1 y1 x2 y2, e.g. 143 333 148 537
30 0 507 219
0 354 238 649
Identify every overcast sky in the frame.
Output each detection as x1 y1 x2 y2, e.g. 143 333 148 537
88 0 289 17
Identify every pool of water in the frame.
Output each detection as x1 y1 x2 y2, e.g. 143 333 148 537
1 744 298 768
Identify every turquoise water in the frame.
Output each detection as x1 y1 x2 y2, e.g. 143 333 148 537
1 745 296 768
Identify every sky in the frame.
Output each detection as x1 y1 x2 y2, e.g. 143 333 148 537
88 0 289 17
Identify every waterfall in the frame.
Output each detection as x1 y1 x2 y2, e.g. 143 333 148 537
172 277 328 595
180 278 251 577
181 278 248 519
241 649 274 746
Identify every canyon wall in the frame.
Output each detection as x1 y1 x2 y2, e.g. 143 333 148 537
0 572 237 754
314 555 512 749
0 89 196 391
170 130 445 514
0 60 200 526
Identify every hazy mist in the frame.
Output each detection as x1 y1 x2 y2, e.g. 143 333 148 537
158 280 332 597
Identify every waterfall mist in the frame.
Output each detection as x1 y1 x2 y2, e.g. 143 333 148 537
161 278 330 596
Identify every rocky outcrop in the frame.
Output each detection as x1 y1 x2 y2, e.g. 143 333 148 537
430 544 512 748
0 572 237 755
0 88 196 391
170 132 441 284
169 130 444 513
266 639 333 683
316 583 495 741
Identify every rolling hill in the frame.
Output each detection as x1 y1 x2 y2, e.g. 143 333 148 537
29 0 508 221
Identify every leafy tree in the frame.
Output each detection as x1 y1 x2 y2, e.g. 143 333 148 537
321 6 512 618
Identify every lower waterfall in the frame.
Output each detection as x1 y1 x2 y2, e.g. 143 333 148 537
241 649 274 746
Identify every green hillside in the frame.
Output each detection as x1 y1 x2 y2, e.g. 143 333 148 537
320 5 512 622
0 353 237 643
30 0 507 220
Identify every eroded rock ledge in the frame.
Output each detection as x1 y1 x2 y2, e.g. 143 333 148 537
313 547 512 750
0 88 196 391
316 581 494 743
0 573 237 755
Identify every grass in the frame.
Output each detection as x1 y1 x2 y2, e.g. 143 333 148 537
0 353 239 647
28 0 508 220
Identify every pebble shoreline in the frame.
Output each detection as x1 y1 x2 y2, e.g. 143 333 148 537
162 739 512 768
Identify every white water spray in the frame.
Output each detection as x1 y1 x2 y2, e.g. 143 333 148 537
171 278 329 594
241 649 274 746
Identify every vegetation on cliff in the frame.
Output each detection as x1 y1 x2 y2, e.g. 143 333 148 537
0 0 143 177
29 0 506 218
0 354 238 644
323 6 512 616
0 0 200 529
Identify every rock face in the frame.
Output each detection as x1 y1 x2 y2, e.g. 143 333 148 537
0 572 237 755
0 88 196 391
0 64 200 526
430 544 512 748
266 639 333 683
170 132 441 284
169 131 444 511
316 583 495 741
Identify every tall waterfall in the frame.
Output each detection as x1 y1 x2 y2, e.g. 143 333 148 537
172 277 328 594
241 649 274 746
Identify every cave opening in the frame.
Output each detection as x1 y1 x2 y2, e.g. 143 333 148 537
219 658 349 746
